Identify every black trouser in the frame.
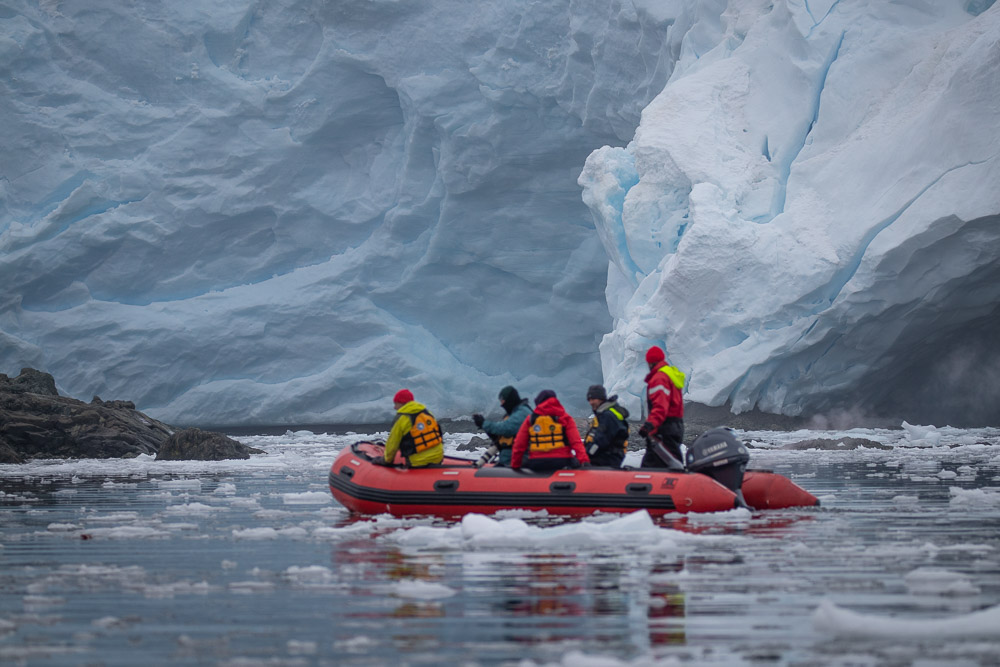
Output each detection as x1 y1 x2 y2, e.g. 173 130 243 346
589 447 625 468
640 418 684 468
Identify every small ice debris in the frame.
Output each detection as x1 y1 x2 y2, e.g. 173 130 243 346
46 523 80 532
164 502 227 514
813 599 1000 637
221 560 238 569
904 567 981 596
949 487 1000 509
287 640 318 655
393 579 456 600
228 580 275 593
281 491 330 505
891 495 919 507
156 479 202 490
901 422 941 446
232 527 278 540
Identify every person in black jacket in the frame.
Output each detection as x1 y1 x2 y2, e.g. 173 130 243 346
582 384 629 468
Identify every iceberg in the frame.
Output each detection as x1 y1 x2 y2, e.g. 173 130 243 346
582 1 1000 426
1 1 997 426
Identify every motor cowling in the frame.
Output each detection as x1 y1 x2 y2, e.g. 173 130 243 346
685 428 751 506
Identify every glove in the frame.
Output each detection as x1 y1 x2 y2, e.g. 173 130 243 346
638 422 654 438
580 461 591 468
570 457 581 469
372 458 390 466
472 414 485 428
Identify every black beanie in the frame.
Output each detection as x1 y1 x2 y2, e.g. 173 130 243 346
586 384 607 401
499 386 521 414
534 389 556 406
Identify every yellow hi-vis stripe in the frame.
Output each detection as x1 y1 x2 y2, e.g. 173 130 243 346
659 365 686 390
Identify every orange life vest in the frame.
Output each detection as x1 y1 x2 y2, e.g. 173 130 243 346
528 413 567 453
400 410 443 457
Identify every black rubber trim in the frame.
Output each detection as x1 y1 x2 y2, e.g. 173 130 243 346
434 479 459 492
339 466 355 479
329 471 676 510
626 483 651 495
549 481 576 494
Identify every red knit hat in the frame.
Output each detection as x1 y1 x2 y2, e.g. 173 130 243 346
393 389 414 404
645 346 666 365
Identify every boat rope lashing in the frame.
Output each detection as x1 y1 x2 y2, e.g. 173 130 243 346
528 414 566 453
403 410 442 455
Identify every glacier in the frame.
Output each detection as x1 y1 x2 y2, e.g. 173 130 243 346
581 0 1000 426
2 0 998 426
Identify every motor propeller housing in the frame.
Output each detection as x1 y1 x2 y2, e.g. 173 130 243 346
685 427 751 505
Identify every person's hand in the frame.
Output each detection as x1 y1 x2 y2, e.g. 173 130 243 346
570 457 581 469
472 414 485 428
372 458 390 466
638 422 654 438
580 461 591 468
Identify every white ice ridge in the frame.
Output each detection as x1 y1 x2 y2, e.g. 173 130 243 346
581 1 1000 425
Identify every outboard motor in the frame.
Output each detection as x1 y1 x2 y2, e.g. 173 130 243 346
685 428 751 509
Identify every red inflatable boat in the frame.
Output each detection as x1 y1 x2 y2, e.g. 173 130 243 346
328 441 818 518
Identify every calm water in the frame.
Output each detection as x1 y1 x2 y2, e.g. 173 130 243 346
1 426 999 666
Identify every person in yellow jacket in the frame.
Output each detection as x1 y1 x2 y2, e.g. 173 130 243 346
380 389 445 467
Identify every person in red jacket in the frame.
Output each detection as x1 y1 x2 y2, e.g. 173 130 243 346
638 345 686 468
511 390 591 472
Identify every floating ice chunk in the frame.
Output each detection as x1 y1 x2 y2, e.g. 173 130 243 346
213 483 237 495
232 527 279 540
904 567 981 596
901 422 941 447
102 481 137 488
164 502 227 514
221 560 238 569
229 581 275 593
813 599 1000 637
84 526 171 539
46 523 80 532
393 579 456 600
287 640 318 655
949 487 1000 509
283 565 334 583
281 491 330 505
156 479 202 490
891 495 919 507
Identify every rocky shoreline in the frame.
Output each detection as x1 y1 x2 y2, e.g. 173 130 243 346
0 369 261 464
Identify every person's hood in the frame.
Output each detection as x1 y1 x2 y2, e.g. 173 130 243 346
533 396 567 417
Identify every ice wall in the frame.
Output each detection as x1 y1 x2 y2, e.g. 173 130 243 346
1 0 712 424
581 1 1000 425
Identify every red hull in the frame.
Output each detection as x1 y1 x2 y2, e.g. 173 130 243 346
328 442 818 518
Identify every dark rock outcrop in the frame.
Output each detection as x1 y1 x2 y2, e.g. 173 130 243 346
157 428 262 461
0 368 257 462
